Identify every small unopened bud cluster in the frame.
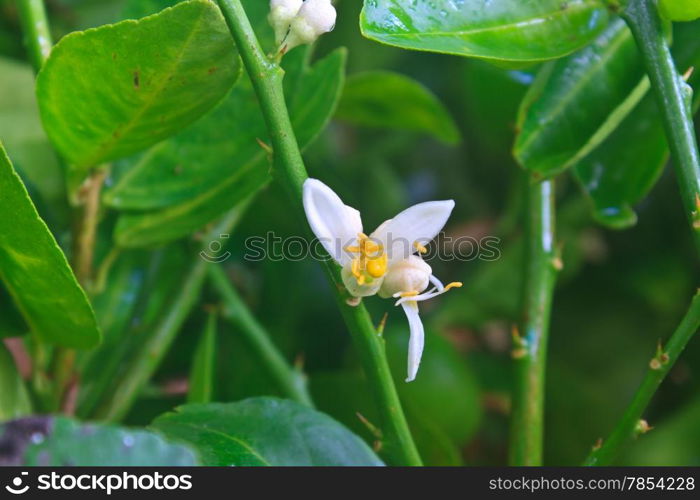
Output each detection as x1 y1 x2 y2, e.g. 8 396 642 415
268 0 336 52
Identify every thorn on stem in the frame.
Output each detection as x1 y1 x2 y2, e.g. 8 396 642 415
592 437 603 451
256 137 273 155
682 66 694 82
635 419 653 435
356 412 383 452
376 312 388 336
510 325 528 359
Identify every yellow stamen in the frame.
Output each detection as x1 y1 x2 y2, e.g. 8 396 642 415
399 291 419 298
444 282 463 291
366 254 388 278
345 245 361 254
413 241 428 254
351 258 361 279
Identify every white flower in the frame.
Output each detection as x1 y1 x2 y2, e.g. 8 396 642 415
303 178 462 382
283 0 337 52
268 0 303 46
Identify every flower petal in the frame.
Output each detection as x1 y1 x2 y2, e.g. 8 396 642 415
303 178 362 266
401 301 424 382
370 200 454 263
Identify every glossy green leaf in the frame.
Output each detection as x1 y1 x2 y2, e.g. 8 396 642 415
0 416 197 466
336 70 460 144
107 48 346 247
573 20 700 228
36 0 241 174
360 0 610 63
187 313 217 404
514 19 647 177
0 144 100 349
152 398 384 465
0 342 31 420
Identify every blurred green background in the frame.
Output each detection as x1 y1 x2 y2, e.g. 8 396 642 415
1 0 699 465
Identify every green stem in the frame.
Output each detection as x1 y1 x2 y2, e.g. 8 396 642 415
584 290 700 465
209 265 313 407
622 0 700 253
16 0 52 73
94 206 249 421
215 0 421 466
187 310 218 404
509 178 558 465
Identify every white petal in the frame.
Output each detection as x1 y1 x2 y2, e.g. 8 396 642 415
303 179 362 266
401 301 424 382
370 200 454 263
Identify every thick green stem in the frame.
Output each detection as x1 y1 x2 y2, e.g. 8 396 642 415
215 0 421 466
16 0 52 73
509 178 558 465
209 265 313 407
623 0 700 253
94 207 248 421
584 290 700 465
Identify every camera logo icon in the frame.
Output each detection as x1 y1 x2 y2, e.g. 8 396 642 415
5 472 29 495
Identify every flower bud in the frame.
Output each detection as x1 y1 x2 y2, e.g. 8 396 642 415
284 0 337 51
379 256 431 299
268 0 303 46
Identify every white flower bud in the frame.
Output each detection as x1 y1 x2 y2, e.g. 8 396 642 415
379 256 431 299
284 0 336 51
268 0 303 46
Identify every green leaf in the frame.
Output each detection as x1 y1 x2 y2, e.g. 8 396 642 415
151 398 384 466
0 144 100 349
336 70 460 144
107 48 346 247
0 342 31 420
0 416 197 466
36 0 241 174
360 0 610 63
573 20 700 228
514 19 648 177
187 313 217 404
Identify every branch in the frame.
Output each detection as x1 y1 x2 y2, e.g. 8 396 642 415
215 0 422 466
509 178 559 465
623 0 700 253
16 0 52 72
584 290 700 465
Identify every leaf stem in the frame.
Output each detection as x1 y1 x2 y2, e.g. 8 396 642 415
215 0 421 465
584 290 700 465
622 0 700 253
73 168 107 288
16 0 53 73
209 265 314 407
509 178 559 465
